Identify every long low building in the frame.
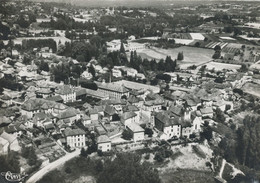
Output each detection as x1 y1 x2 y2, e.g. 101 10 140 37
114 80 160 94
95 82 130 99
76 88 109 100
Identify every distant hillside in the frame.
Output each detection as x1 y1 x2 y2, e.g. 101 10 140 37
29 0 260 7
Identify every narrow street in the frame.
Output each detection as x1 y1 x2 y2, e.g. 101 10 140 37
26 149 80 183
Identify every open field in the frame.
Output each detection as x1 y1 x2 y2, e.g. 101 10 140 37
137 46 214 69
156 143 213 183
203 61 241 71
160 169 215 183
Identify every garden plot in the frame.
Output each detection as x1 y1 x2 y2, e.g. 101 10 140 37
205 42 228 49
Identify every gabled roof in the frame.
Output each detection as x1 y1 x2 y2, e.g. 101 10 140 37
164 93 177 101
169 105 184 117
45 123 55 130
76 89 87 97
34 112 48 121
58 108 79 119
54 103 67 110
191 111 202 119
104 105 116 116
96 82 129 93
83 102 92 109
200 107 213 115
94 105 105 113
88 108 98 115
146 93 163 101
22 98 57 111
127 123 144 133
63 128 85 137
82 115 91 121
144 99 164 106
128 95 140 104
155 112 180 127
123 105 139 112
55 85 75 95
121 112 137 120
36 88 53 94
97 135 111 144
172 90 186 98
195 88 209 99
186 99 198 107
182 121 192 128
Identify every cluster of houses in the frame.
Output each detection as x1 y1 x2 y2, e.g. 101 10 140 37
0 44 254 158
0 54 251 156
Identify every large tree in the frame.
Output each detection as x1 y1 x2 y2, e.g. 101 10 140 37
177 52 184 61
237 115 260 170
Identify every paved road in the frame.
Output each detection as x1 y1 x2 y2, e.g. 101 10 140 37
26 149 80 183
219 159 226 179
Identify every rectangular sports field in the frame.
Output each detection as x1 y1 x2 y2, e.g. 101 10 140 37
137 46 214 69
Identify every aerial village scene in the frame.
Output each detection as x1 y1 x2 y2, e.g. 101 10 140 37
0 0 260 182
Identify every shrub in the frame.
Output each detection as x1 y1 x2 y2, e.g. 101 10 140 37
122 129 132 140
171 151 183 161
144 153 150 160
212 51 221 59
192 145 206 159
97 150 103 156
145 128 154 137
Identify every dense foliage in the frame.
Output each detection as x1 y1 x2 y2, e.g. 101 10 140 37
97 153 161 183
0 151 20 173
237 115 260 170
22 39 57 52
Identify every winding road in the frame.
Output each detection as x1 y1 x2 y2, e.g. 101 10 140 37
26 149 80 183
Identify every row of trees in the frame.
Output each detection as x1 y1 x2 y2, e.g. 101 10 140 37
22 39 57 52
237 115 260 170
